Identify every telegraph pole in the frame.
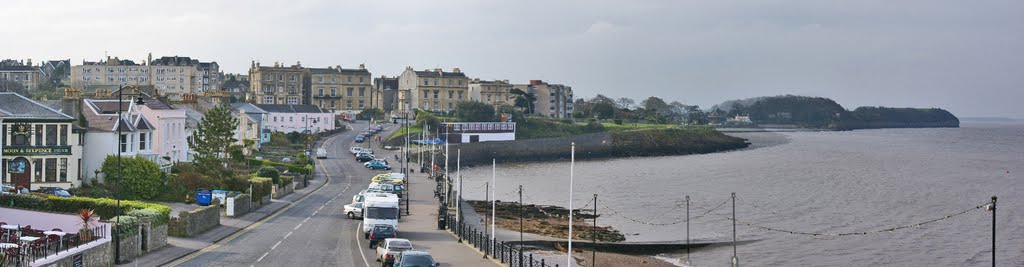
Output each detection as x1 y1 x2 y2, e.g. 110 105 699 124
731 192 738 267
519 184 524 264
592 193 598 267
991 196 997 267
686 195 691 266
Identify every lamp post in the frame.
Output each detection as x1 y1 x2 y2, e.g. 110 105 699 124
115 85 144 264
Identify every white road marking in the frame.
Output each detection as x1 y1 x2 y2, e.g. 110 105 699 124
312 210 319 216
285 231 293 239
271 240 282 250
303 217 310 223
294 223 302 230
256 252 269 262
356 222 372 267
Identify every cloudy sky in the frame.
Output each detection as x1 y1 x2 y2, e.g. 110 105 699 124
5 0 1023 117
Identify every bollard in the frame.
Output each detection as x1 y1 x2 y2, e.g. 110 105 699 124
530 254 534 267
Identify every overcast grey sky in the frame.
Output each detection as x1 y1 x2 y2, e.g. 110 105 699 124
5 0 1023 117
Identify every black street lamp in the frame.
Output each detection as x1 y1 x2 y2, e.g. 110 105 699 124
115 85 144 264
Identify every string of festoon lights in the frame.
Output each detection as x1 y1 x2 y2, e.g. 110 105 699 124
601 197 732 226
708 200 993 237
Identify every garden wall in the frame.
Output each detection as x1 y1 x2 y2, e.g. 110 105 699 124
168 203 221 237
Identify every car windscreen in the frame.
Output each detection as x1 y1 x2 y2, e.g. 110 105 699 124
366 207 399 219
388 241 412 248
399 255 435 266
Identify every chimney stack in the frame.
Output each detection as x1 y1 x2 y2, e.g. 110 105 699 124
453 68 461 73
359 63 365 69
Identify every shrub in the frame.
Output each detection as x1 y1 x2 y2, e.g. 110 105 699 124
110 215 139 236
126 207 170 225
1 194 171 224
100 155 166 200
0 194 50 210
249 177 273 201
613 119 623 125
256 167 280 185
279 175 294 187
222 174 252 192
177 171 220 192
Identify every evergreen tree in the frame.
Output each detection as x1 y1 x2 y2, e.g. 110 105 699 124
188 104 238 172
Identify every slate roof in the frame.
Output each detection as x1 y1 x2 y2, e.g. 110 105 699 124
309 67 370 75
231 103 268 114
150 56 199 66
0 92 74 121
143 98 174 110
414 70 467 78
254 104 327 113
82 99 153 132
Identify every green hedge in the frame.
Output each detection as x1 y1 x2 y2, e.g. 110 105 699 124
110 215 139 236
126 207 171 225
0 194 171 225
279 176 294 187
247 159 312 175
250 177 273 202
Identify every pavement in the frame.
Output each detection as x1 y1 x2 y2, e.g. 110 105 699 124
119 164 329 267
122 120 499 267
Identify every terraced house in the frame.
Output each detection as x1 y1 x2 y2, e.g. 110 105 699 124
468 79 514 108
248 61 308 105
309 64 373 114
0 59 43 92
70 54 217 101
0 92 84 190
397 67 469 114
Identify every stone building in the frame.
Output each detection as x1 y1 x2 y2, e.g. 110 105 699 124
197 62 222 92
468 79 514 108
374 76 399 114
247 61 308 105
0 59 43 93
513 80 574 118
0 92 84 190
397 67 469 114
309 64 372 114
70 54 216 101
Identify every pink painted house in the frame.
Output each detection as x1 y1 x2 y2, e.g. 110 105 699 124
255 104 335 134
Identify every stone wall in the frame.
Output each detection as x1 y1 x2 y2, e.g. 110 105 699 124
272 183 294 199
37 239 113 267
294 176 307 190
115 231 141 262
439 132 613 166
227 194 252 217
142 222 168 253
168 203 222 237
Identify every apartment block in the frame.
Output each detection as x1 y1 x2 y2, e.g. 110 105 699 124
309 64 372 114
248 61 308 105
397 67 469 114
468 79 514 108
374 76 399 114
513 80 574 118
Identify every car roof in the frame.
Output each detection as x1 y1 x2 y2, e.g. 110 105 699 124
400 250 432 256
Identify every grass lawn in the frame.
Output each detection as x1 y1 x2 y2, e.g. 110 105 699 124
594 122 680 132
387 125 424 141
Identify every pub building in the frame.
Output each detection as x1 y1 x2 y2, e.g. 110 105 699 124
1 92 84 191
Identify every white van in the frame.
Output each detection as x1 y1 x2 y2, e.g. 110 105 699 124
363 193 400 239
316 148 328 159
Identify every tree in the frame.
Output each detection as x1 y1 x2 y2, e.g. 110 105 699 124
616 97 635 110
510 88 536 114
591 102 616 119
100 155 165 200
454 100 496 122
590 94 615 106
357 108 385 120
415 111 441 130
188 104 238 172
640 96 670 123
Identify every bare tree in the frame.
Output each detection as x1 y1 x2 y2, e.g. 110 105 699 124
616 97 635 110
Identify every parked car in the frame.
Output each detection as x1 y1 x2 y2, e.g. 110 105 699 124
368 225 397 248
344 202 363 219
395 250 439 267
350 147 365 154
316 148 328 159
38 187 72 198
281 157 292 163
376 238 414 267
364 159 389 167
366 161 392 170
356 153 375 162
1 184 14 194
355 136 365 143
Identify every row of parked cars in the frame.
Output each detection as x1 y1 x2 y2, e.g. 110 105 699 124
355 124 385 143
2 185 72 197
343 136 438 267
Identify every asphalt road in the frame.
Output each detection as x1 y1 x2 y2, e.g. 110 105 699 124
171 123 388 267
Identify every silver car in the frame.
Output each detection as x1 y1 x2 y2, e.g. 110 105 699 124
344 202 363 219
376 238 413 267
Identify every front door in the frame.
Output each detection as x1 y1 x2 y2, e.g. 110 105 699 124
9 157 30 190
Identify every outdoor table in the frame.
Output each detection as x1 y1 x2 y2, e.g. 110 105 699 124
0 243 17 249
19 236 39 242
0 225 18 230
43 231 66 249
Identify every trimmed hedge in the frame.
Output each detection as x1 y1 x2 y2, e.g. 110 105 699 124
0 194 171 225
250 177 273 202
246 158 312 175
110 215 139 236
126 207 171 225
279 176 294 187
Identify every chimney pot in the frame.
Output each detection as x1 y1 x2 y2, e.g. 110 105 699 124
453 68 461 73
359 63 365 69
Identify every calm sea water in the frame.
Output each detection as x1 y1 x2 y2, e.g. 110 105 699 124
458 123 1024 266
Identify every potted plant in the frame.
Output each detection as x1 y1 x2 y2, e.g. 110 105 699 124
78 209 96 242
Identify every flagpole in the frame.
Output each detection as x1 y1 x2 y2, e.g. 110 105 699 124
568 142 575 267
